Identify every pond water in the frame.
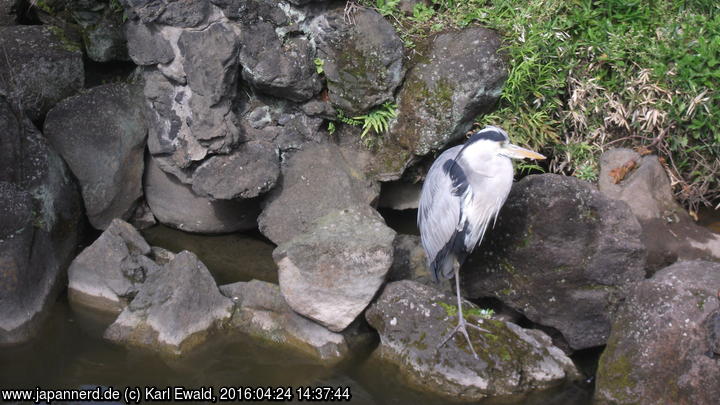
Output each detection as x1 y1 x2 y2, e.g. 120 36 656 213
1 220 599 405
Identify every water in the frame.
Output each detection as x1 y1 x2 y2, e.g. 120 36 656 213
0 223 595 405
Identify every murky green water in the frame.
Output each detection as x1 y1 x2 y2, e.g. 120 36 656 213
0 223 593 405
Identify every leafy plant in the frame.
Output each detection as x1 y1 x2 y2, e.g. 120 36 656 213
353 101 398 140
314 58 324 75
329 102 398 148
375 0 400 16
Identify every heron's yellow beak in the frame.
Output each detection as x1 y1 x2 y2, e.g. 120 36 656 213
503 144 546 160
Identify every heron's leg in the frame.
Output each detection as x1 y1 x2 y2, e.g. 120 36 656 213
436 264 488 359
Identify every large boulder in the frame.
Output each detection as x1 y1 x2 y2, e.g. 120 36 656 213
104 251 233 355
595 260 720 404
125 20 174 65
44 83 147 230
258 142 380 245
365 280 580 402
274 208 396 332
68 219 161 313
143 155 259 234
0 25 83 121
599 148 720 272
0 98 82 344
308 6 405 115
237 1 322 102
191 140 280 200
220 280 351 365
370 26 507 180
142 23 241 177
464 174 647 351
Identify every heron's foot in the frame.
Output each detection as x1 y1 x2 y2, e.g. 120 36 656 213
437 317 489 360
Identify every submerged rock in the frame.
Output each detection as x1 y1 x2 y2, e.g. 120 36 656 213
599 148 720 272
595 260 720 404
68 219 160 313
309 6 405 115
104 251 233 355
143 155 259 234
371 26 507 180
0 98 82 344
365 280 580 402
465 174 646 351
258 142 379 245
0 25 83 121
274 209 396 332
220 280 351 365
44 83 147 230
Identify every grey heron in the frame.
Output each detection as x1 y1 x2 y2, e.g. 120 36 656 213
418 125 545 359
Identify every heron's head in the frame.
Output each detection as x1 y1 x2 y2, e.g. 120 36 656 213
465 126 546 161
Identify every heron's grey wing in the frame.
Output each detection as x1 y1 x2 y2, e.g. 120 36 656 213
418 146 464 280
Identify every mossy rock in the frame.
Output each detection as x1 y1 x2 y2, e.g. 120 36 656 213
368 26 507 181
365 280 580 402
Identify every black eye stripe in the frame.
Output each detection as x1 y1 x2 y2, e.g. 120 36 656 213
468 129 507 143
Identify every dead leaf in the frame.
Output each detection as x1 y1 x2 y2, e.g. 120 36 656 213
609 160 637 184
635 146 653 156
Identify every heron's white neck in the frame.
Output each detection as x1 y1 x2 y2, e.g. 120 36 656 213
459 140 510 177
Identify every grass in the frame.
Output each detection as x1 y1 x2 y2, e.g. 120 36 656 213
361 0 720 212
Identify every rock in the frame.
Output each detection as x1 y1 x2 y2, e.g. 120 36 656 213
378 180 421 210
191 141 280 200
0 0 16 25
143 154 259 234
238 19 321 102
0 98 82 344
44 83 147 230
156 0 210 28
125 20 174 65
309 6 404 115
274 208 396 332
258 142 379 245
128 199 157 230
83 12 129 62
371 27 507 180
365 280 580 402
594 260 720 404
142 23 241 176
104 251 233 355
464 174 646 351
599 148 720 272
220 280 351 365
0 25 83 121
68 219 160 313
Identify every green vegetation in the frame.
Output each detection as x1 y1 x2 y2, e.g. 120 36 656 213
332 102 398 147
361 0 720 212
438 302 495 320
314 58 325 75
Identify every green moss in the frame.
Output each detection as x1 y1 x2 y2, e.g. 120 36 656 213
48 26 81 53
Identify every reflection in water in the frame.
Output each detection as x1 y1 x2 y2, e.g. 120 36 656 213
141 225 278 285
